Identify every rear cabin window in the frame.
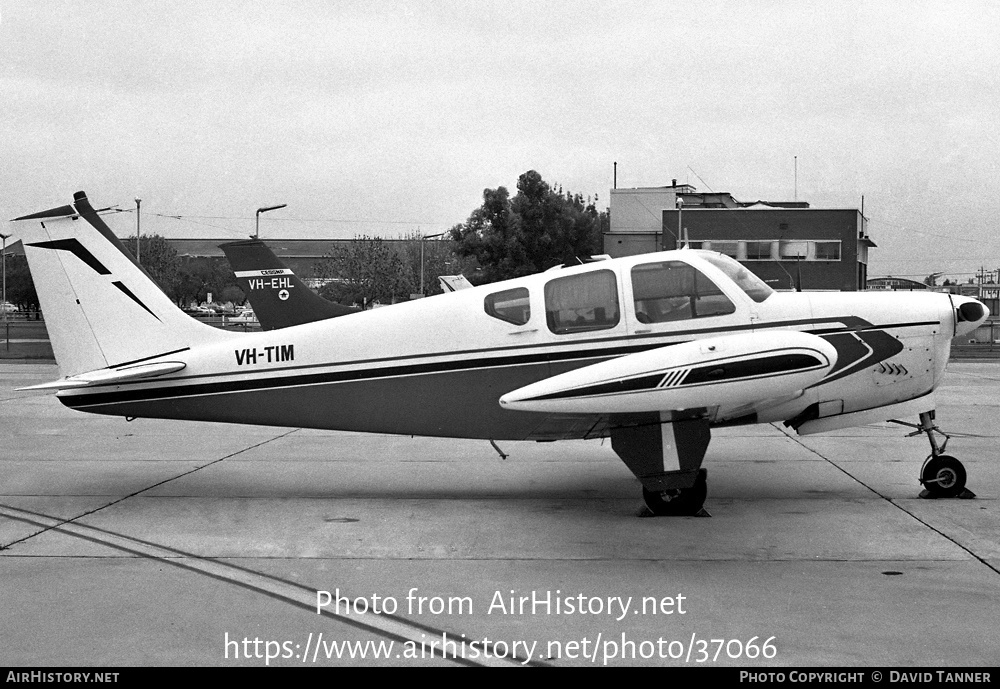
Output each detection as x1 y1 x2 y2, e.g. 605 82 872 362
631 261 736 323
545 270 620 334
484 287 531 325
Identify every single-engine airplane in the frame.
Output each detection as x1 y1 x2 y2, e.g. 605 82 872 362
12 192 990 516
219 238 359 330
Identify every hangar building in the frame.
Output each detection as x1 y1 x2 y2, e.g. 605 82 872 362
604 181 875 291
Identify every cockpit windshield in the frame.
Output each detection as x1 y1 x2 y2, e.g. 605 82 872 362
696 252 774 303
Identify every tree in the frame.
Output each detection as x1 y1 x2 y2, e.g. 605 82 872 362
450 170 607 283
396 232 464 297
313 236 408 309
3 255 39 312
173 257 244 307
123 234 181 297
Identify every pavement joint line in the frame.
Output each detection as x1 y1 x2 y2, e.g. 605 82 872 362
0 503 540 668
0 428 302 551
0 552 976 563
946 369 1000 383
772 424 1000 578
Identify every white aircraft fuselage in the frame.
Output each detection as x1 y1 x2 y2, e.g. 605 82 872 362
13 192 989 515
54 251 963 439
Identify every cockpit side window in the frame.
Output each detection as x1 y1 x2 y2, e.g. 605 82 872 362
698 252 774 303
484 287 530 325
631 261 736 323
545 269 620 334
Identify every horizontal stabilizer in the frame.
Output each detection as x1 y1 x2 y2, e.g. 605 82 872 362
17 361 186 391
500 331 838 414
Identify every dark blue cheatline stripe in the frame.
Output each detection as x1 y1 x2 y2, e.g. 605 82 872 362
61 318 933 410
66 339 669 401
526 352 826 402
25 238 111 275
72 192 162 285
63 314 933 391
660 369 685 388
61 348 616 409
683 353 823 385
529 373 669 402
816 330 904 386
112 281 160 321
108 347 191 370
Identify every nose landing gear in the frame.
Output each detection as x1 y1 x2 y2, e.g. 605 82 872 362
890 411 976 499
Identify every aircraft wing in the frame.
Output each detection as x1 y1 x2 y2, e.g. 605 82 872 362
500 331 837 415
219 239 359 331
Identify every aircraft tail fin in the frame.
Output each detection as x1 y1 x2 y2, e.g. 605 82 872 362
11 191 232 377
219 239 358 331
437 274 474 292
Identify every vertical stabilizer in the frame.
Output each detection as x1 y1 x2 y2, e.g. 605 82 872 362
12 192 233 376
220 239 358 331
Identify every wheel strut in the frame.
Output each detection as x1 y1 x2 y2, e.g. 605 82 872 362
888 411 973 499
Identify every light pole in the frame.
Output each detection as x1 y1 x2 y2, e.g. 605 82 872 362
134 198 141 264
0 232 10 321
419 231 446 297
668 196 684 250
255 204 287 239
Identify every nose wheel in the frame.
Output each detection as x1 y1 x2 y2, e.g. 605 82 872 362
890 411 975 499
920 454 967 498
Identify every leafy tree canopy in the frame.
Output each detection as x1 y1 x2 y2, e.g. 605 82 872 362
314 236 409 309
450 170 608 283
123 234 181 297
3 255 38 310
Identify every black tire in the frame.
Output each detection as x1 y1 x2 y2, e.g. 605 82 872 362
642 469 708 516
921 455 967 498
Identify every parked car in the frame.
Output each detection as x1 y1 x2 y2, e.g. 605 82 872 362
1 302 18 314
228 310 258 324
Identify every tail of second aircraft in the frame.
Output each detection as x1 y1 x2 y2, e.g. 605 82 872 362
11 191 233 377
219 238 358 331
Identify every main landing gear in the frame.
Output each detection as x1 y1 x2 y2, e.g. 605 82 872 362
890 411 975 499
641 469 709 517
609 413 712 517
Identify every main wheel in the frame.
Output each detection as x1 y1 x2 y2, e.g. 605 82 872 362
921 455 967 498
642 469 708 516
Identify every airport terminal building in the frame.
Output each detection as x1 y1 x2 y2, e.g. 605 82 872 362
604 182 875 291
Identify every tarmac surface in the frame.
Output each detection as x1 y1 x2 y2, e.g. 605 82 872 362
1 361 998 668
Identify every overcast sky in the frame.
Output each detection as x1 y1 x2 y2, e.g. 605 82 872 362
2 1 998 280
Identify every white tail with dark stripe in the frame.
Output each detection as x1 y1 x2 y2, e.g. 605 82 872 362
12 191 233 377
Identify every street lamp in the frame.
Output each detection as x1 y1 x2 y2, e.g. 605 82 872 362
419 231 446 298
254 204 287 239
134 198 141 264
0 232 10 321
675 196 684 249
